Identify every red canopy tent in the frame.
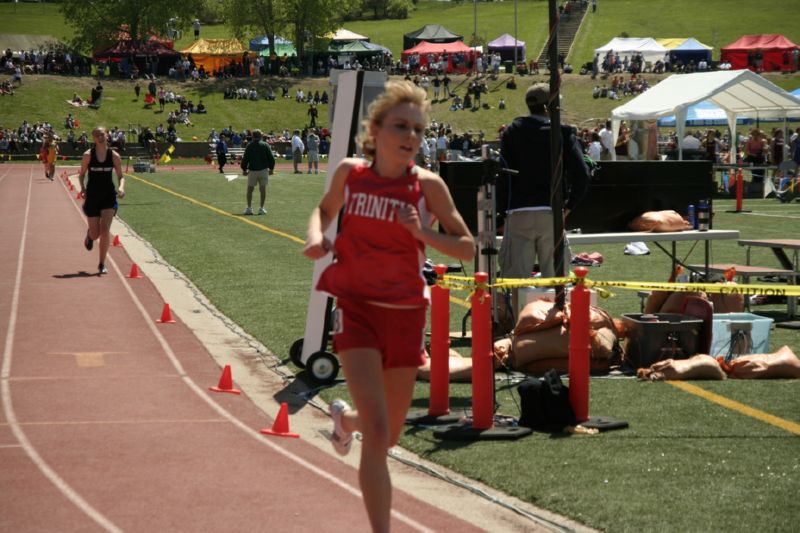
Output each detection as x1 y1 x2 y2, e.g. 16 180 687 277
401 40 478 73
720 34 799 72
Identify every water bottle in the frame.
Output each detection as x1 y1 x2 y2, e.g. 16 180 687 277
697 200 710 231
687 204 696 230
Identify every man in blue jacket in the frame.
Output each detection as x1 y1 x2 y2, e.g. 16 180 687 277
497 83 590 279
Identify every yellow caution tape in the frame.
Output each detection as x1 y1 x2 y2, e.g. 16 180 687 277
439 275 800 297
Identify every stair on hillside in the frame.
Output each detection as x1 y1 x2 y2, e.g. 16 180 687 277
536 1 588 66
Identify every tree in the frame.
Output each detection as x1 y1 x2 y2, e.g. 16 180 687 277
224 0 284 58
60 0 204 52
226 0 359 58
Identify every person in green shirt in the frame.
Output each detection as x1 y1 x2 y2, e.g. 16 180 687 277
240 129 276 215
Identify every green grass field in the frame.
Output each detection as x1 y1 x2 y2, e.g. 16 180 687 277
108 164 800 531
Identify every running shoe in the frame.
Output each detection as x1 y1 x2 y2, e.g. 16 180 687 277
258 207 266 215
98 263 108 275
329 399 353 456
84 232 93 251
243 206 253 215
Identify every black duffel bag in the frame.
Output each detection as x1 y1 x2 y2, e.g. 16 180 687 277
517 369 576 431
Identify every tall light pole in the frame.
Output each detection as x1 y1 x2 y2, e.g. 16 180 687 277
513 0 518 71
473 0 477 41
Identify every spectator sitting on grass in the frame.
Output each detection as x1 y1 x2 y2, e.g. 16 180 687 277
196 100 207 113
177 109 193 126
265 87 276 101
249 88 258 100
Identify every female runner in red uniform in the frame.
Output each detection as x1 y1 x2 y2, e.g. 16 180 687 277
303 80 474 532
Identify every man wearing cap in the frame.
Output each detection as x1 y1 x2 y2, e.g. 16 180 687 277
240 129 275 215
497 82 590 280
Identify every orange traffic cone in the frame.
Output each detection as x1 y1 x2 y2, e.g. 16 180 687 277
260 402 299 438
127 263 143 279
209 364 241 394
112 235 122 247
157 303 176 323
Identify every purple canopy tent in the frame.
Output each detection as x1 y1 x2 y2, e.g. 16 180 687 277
487 33 526 63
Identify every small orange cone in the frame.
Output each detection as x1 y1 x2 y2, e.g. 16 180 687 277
112 235 122 247
260 402 299 438
127 263 143 279
209 364 241 394
157 303 176 323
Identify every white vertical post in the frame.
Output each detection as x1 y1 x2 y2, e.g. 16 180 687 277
300 70 388 364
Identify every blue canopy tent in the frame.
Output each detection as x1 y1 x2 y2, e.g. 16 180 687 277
657 100 754 127
670 37 712 65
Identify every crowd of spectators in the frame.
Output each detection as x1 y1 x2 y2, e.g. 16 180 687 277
0 121 62 154
2 47 92 77
592 73 651 100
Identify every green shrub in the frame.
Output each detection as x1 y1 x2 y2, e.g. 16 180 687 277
386 0 412 19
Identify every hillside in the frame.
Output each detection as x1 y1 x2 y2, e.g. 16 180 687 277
1 1 799 137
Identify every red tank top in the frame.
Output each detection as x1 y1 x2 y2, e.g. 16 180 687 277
317 162 434 306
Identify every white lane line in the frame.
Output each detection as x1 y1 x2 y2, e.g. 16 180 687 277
0 167 123 533
67 168 432 531
736 212 800 220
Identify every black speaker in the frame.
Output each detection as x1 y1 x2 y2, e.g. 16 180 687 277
439 161 485 234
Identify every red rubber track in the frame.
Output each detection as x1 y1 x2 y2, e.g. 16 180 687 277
0 164 482 532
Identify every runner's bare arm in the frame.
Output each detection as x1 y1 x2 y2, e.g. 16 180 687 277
399 170 474 261
303 158 355 259
78 150 91 197
113 151 125 198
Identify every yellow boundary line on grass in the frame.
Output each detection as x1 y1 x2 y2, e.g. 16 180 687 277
668 381 800 435
126 173 305 245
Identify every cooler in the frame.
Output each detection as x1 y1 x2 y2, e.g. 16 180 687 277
710 313 773 359
622 313 703 368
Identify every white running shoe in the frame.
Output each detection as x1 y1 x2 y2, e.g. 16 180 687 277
258 207 266 215
329 399 353 456
243 206 253 215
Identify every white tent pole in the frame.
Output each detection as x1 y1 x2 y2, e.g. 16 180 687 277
676 107 688 161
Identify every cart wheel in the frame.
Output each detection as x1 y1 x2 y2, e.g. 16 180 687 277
289 338 305 368
307 351 339 385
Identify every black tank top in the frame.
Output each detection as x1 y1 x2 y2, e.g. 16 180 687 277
87 147 115 195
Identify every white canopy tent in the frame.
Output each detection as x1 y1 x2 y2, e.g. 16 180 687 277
325 28 369 42
610 69 800 160
594 37 668 64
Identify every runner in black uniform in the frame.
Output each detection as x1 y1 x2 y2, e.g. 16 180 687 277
78 126 125 275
